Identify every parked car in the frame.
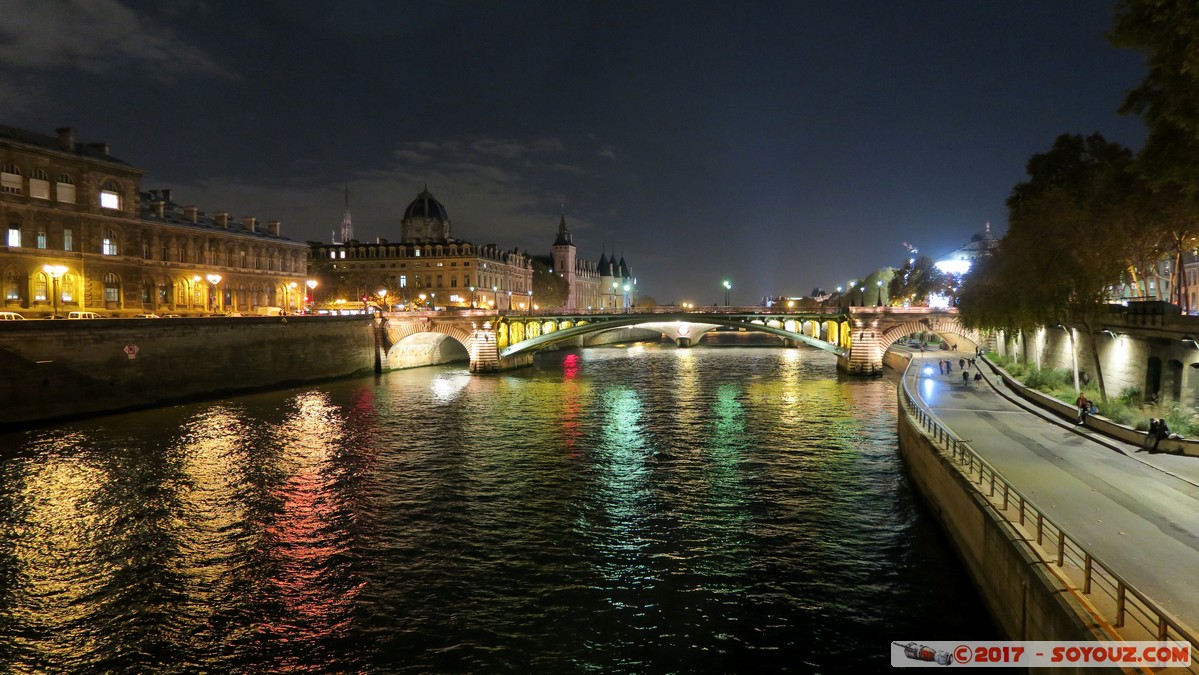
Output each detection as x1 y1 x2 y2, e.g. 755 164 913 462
0 311 25 320
132 313 160 318
67 311 105 319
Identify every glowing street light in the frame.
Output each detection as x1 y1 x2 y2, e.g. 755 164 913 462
876 279 883 307
377 288 388 312
288 281 298 314
527 289 533 315
206 274 222 313
42 264 67 318
306 279 318 313
722 279 732 307
418 292 427 309
469 285 476 308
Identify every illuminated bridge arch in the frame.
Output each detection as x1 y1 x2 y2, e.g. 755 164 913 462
498 313 847 359
879 318 981 351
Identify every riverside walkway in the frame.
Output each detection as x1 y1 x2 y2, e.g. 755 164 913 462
903 351 1199 636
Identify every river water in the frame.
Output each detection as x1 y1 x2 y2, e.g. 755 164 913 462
0 335 994 673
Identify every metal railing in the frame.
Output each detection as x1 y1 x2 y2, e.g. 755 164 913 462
900 375 1198 669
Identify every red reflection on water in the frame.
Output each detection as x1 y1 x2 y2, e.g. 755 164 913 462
563 353 580 379
561 354 582 457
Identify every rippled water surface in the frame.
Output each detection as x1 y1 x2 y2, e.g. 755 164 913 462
0 337 995 672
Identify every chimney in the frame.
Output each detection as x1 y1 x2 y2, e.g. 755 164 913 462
242 216 257 232
267 220 281 236
183 206 199 223
152 200 165 218
87 142 110 156
56 127 74 151
215 211 229 228
161 189 171 203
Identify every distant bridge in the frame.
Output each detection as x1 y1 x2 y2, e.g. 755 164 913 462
376 306 980 375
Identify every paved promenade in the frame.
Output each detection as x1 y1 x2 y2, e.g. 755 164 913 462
903 351 1199 629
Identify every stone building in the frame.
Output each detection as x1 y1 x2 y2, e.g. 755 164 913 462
0 124 309 316
308 187 534 310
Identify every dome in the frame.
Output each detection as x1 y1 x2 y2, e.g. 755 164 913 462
403 188 449 221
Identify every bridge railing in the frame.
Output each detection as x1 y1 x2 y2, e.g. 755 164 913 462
900 373 1199 668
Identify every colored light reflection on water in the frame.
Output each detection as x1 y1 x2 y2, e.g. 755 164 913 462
0 337 995 672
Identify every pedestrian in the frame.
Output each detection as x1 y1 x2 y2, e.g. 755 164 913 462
969 357 976 368
962 370 969 386
1075 393 1091 425
958 358 965 370
974 371 982 386
1144 418 1159 449
1153 418 1171 451
946 360 952 374
938 359 945 375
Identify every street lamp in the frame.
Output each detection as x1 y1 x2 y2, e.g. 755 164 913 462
527 289 533 315
288 281 297 314
848 281 856 307
306 279 318 313
624 283 631 312
418 292 427 309
469 285 476 308
206 274 222 313
722 280 731 307
491 285 497 309
876 279 883 307
377 288 388 313
430 292 436 310
42 264 66 318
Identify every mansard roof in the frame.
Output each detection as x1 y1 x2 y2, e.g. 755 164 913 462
0 124 134 167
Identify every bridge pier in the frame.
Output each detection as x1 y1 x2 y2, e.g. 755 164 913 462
838 327 885 375
675 336 693 348
783 338 799 348
468 328 535 372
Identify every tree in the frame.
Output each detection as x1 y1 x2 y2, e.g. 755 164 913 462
1111 0 1199 307
889 255 947 306
959 134 1136 402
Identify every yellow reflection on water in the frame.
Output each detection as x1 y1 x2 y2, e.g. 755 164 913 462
6 436 108 666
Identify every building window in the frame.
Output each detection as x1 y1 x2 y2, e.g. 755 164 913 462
451 278 457 288
56 174 76 203
1 164 21 194
63 228 73 252
399 275 407 288
104 273 120 303
61 274 74 302
34 273 47 301
161 244 169 261
36 231 46 249
414 249 421 257
99 180 121 210
102 230 118 256
142 242 151 259
4 270 19 300
7 227 20 247
29 169 49 199
239 250 247 268
338 250 345 259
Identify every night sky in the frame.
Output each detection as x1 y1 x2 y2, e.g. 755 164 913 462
2 1 1148 305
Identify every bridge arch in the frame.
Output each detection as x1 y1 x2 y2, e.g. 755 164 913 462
879 319 981 352
381 319 476 370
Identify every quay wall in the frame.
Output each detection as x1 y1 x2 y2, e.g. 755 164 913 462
0 316 376 428
897 400 1110 665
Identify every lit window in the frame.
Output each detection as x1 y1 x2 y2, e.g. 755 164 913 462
399 275 407 288
36 231 46 249
104 273 120 303
63 228 73 251
415 249 421 257
6 227 19 247
99 180 121 210
34 273 46 301
102 230 118 256
61 274 74 302
4 270 19 300
338 250 345 259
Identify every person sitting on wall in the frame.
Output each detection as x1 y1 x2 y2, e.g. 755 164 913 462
1144 418 1160 449
1075 393 1091 426
1153 418 1171 451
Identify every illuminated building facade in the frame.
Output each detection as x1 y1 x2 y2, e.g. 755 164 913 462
308 187 533 310
0 124 309 316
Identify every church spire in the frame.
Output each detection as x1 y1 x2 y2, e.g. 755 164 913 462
339 184 354 243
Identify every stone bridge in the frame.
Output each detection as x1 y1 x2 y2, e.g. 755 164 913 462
375 306 979 375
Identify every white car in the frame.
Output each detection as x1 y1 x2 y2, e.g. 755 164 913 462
68 311 105 319
0 311 24 320
132 313 160 318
